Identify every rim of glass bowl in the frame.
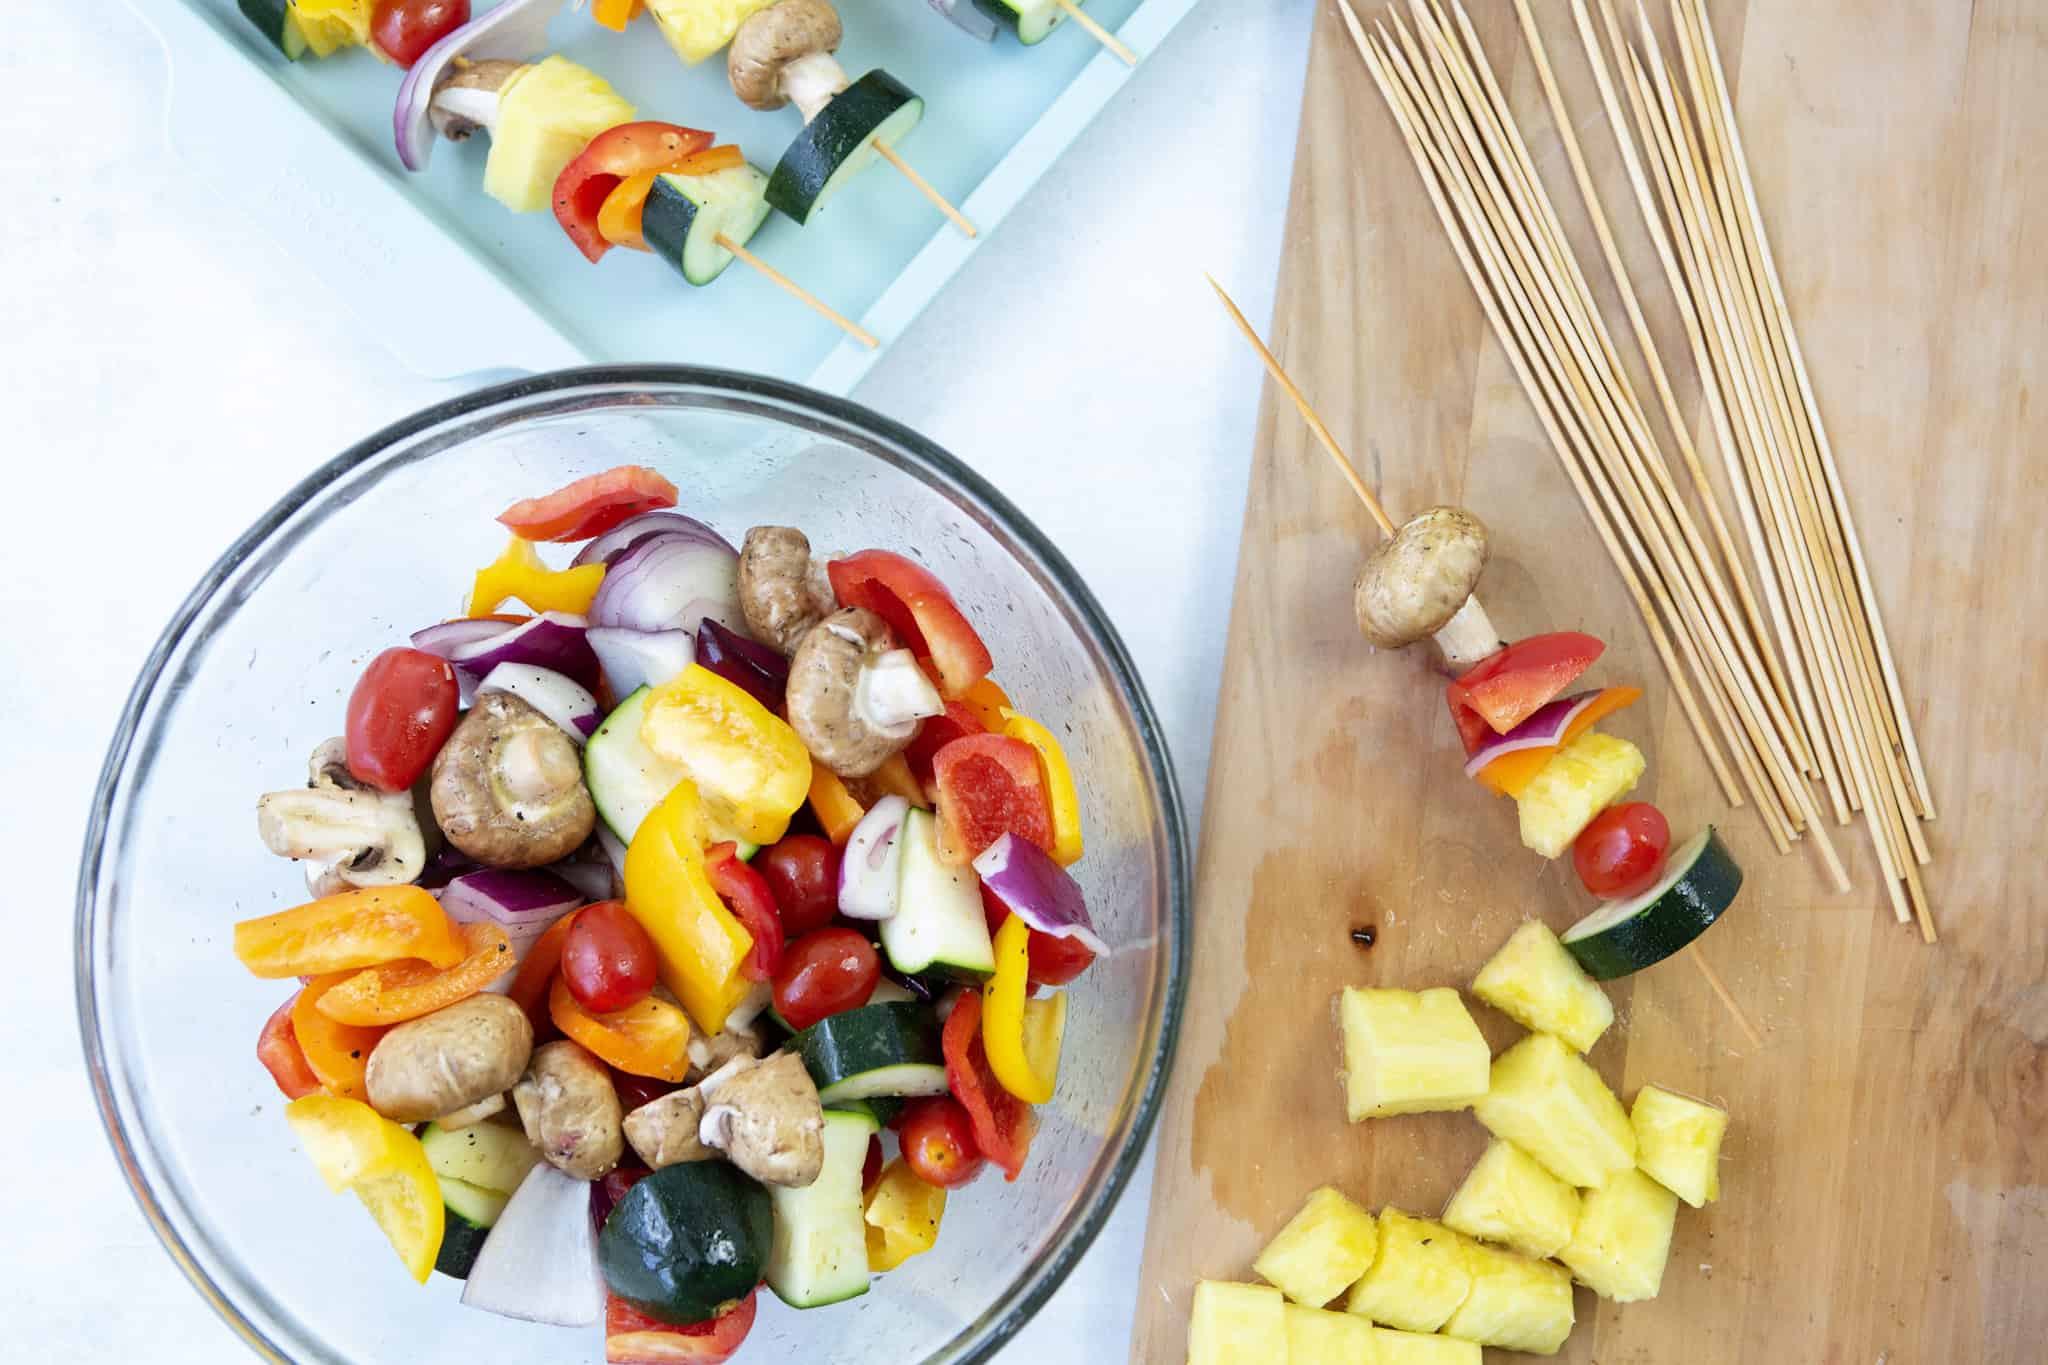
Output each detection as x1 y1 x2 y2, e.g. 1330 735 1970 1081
73 365 1191 1365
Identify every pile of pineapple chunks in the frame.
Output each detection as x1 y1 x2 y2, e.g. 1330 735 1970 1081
1190 922 1730 1363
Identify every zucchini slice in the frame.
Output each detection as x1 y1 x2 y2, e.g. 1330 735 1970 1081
420 1120 542 1197
881 809 996 977
973 0 1076 44
826 1095 905 1129
788 1001 948 1104
765 1109 877 1308
434 1189 500 1280
583 686 758 854
766 71 926 227
1562 827 1742 980
642 163 774 287
238 0 309 57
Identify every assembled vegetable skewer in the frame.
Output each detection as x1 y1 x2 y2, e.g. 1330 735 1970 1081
1210 275 1762 1050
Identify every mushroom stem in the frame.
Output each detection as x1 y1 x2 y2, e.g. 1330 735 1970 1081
854 648 944 735
1432 595 1504 673
781 51 849 123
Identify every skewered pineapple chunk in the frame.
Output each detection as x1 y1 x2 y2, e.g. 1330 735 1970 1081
1472 921 1614 1053
1339 987 1490 1121
1631 1084 1729 1207
1188 1281 1284 1365
1441 1238 1576 1355
1344 1208 1473 1333
1373 1328 1483 1363
1254 1186 1379 1307
1283 1304 1380 1362
1559 1167 1680 1302
1474 1033 1635 1188
1441 1138 1582 1259
1515 730 1645 858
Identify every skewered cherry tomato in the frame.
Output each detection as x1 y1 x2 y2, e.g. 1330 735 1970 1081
897 1095 986 1188
755 836 841 938
370 0 469 67
1572 802 1671 899
344 647 459 792
771 928 878 1031
562 900 659 1014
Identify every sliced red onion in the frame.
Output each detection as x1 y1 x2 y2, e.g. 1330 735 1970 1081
478 662 600 742
440 868 582 955
570 512 735 568
450 611 600 693
394 0 564 173
588 533 744 637
462 1163 603 1327
1462 690 1602 778
696 618 788 711
587 626 694 699
973 834 1111 957
551 847 621 903
418 845 482 892
596 826 630 882
839 795 909 920
411 617 514 660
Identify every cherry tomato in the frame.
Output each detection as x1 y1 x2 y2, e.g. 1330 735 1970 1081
755 836 841 938
1573 802 1672 899
370 0 470 67
562 900 660 1014
611 1069 676 1113
861 1134 884 1191
344 647 459 792
771 928 879 1031
897 1096 986 1188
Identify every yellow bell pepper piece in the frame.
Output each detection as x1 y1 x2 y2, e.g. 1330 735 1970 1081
467 535 606 617
809 767 866 845
983 915 1067 1105
623 780 755 1034
864 1157 946 1271
958 676 1013 732
284 1095 443 1283
998 708 1084 866
641 665 812 846
292 0 373 57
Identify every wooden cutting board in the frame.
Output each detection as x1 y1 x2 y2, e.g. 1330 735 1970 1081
1131 1 2046 1360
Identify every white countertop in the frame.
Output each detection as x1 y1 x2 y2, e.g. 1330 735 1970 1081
1 1 1311 1357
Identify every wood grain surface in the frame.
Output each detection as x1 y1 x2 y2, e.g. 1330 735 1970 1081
1131 1 2046 1360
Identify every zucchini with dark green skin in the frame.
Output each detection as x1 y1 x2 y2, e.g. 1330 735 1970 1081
1562 827 1742 979
641 164 775 287
825 1095 905 1128
600 1163 774 1325
767 71 925 226
434 1181 507 1279
972 0 1075 44
764 1109 877 1308
787 1001 947 1103
238 0 308 58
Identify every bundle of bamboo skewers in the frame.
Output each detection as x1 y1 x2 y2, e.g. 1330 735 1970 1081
1335 0 1937 939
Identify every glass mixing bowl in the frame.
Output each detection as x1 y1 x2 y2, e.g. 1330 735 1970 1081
75 367 1189 1364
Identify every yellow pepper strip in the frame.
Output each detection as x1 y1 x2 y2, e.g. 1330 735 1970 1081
809 767 866 845
982 915 1067 1105
869 752 928 807
641 665 812 846
623 780 755 1034
958 676 1014 732
864 1157 946 1272
467 535 606 618
997 708 1084 866
285 1095 443 1283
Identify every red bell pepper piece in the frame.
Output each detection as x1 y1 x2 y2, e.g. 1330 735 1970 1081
498 465 681 543
553 122 716 264
605 1288 758 1363
1446 631 1605 749
256 992 323 1100
929 734 1054 864
826 550 993 699
904 699 985 789
706 842 784 981
941 991 1034 1181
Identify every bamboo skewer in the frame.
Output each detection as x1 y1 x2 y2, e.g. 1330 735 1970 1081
718 234 878 347
1054 0 1139 65
872 141 978 238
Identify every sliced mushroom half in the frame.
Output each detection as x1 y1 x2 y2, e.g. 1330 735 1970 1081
257 739 427 893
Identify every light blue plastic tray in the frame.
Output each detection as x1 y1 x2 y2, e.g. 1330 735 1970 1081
130 0 1197 390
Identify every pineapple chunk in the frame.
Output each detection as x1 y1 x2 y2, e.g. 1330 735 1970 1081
1284 1304 1381 1363
1631 1084 1729 1207
1189 1281 1285 1365
1340 987 1490 1121
1344 1209 1472 1333
644 0 777 64
1441 1138 1581 1259
1515 731 1645 858
1474 1033 1635 1188
1471 921 1614 1053
1558 1167 1679 1302
484 57 638 214
1441 1239 1576 1355
1373 1328 1481 1364
1255 1186 1379 1307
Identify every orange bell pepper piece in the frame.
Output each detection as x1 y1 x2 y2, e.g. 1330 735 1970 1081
234 886 465 980
957 677 1013 732
509 908 582 1029
868 752 928 807
809 767 866 846
549 975 693 1081
596 146 748 253
293 973 390 1101
313 923 516 1027
591 0 643 31
1473 687 1643 798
